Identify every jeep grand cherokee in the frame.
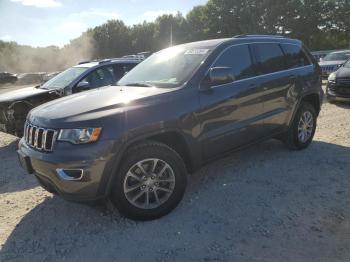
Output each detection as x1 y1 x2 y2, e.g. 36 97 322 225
17 35 323 220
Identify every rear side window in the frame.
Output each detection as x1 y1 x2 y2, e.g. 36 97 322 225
253 43 286 74
282 44 311 68
213 44 255 80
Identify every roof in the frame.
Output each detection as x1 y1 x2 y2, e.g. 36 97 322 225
173 35 300 51
73 58 141 68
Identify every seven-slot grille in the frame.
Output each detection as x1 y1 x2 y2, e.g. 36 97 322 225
321 65 336 73
24 122 57 152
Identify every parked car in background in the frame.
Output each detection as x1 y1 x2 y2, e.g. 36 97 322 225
0 56 143 136
319 50 350 79
0 72 17 85
327 58 350 102
17 35 323 220
16 72 46 86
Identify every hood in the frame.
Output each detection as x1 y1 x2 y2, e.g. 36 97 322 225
0 86 49 103
336 67 350 78
28 85 174 125
319 60 345 66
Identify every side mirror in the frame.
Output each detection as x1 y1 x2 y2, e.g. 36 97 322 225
205 67 235 88
75 81 90 92
319 57 324 62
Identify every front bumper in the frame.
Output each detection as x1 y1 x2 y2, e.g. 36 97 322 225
327 82 350 102
17 137 117 201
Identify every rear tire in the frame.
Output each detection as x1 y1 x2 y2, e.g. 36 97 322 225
110 141 187 220
283 102 317 150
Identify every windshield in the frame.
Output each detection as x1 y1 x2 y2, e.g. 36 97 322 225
323 52 350 61
41 67 89 90
118 45 211 88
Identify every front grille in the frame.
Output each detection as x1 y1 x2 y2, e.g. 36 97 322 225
24 122 58 152
321 65 336 73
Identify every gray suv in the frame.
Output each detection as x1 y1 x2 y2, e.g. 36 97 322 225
17 35 323 220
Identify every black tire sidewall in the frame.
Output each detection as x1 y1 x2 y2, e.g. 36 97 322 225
110 142 187 220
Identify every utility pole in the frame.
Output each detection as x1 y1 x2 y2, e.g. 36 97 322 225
170 23 173 47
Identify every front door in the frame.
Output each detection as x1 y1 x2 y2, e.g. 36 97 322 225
197 44 266 160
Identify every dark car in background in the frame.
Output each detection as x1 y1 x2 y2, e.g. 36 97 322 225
327 58 350 102
17 35 323 220
0 56 142 136
319 50 350 79
0 72 17 84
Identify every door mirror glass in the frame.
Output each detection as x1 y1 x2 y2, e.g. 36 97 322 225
208 67 235 86
75 81 90 92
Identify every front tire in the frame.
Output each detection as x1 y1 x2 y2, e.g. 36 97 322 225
283 102 317 150
110 141 187 220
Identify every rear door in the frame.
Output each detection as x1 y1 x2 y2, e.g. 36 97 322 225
198 44 266 160
251 43 294 134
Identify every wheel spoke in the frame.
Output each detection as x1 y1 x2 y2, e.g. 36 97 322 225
127 171 142 181
158 164 169 177
137 163 147 175
125 183 142 193
156 186 172 193
156 178 175 183
154 190 160 204
151 159 158 173
131 190 145 202
145 191 150 207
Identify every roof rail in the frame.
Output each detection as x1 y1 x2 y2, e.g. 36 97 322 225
233 34 285 38
98 59 112 64
78 60 91 65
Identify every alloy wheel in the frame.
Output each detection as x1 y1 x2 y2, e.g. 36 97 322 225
123 158 176 209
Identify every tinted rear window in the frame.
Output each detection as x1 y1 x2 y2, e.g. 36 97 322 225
213 44 255 80
282 44 311 68
253 43 286 74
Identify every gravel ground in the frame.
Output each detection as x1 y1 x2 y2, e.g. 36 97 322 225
0 101 350 262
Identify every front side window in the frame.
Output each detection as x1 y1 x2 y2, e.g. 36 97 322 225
213 44 255 80
282 44 311 68
118 45 212 88
253 43 287 74
75 66 115 92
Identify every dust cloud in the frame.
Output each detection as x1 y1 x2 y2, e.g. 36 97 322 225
0 33 96 74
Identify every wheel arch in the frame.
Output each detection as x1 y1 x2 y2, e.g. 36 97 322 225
101 129 199 198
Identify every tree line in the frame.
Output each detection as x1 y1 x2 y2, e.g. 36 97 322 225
1 0 350 73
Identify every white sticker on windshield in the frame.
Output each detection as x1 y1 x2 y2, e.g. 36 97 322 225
185 49 209 55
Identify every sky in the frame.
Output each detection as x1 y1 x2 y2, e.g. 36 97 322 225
0 0 207 47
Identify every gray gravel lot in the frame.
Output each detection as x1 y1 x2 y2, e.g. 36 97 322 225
0 102 350 262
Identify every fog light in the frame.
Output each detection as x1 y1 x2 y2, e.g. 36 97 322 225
56 169 84 181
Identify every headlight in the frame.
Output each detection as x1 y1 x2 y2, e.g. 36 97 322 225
328 72 336 82
58 128 102 144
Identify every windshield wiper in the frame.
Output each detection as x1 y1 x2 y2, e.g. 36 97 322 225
123 82 154 87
